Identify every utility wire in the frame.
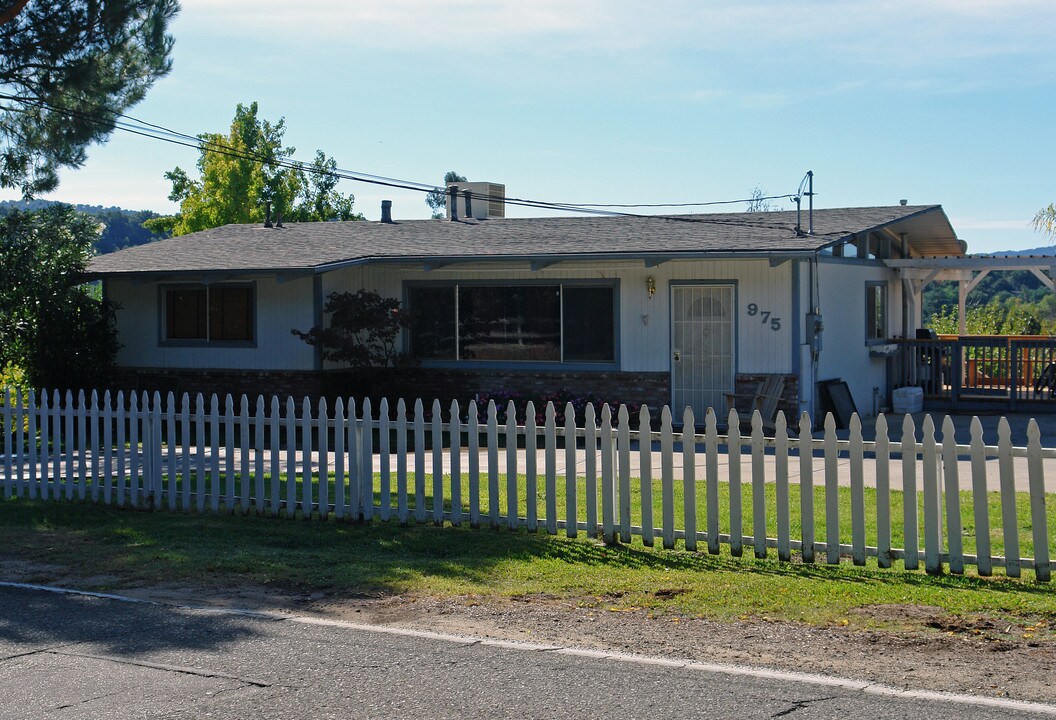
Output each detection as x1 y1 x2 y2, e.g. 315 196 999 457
0 92 807 230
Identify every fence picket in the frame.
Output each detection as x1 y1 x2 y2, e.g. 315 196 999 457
348 399 360 519
1026 420 1050 582
775 412 790 562
240 396 251 514
968 417 991 576
706 408 720 555
209 394 221 512
683 407 697 552
318 397 329 520
508 400 520 530
2 389 10 498
76 390 86 501
63 391 74 501
901 414 919 570
449 400 461 526
88 390 100 502
166 393 178 511
361 398 374 521
467 400 480 528
114 392 125 506
618 405 631 544
823 413 839 564
225 395 236 512
487 401 499 528
941 416 964 574
660 406 674 550
103 391 115 505
433 399 445 524
544 402 557 535
639 405 654 547
997 418 1021 578
600 404 615 545
151 392 163 509
414 399 426 523
180 394 191 511
269 396 280 516
565 402 577 538
751 411 765 559
585 404 598 536
397 398 409 524
253 396 264 515
379 398 391 521
52 390 62 501
26 390 37 500
39 391 50 501
300 397 312 518
875 414 891 568
794 411 811 561
849 414 865 566
52 391 62 501
284 396 296 518
921 415 942 575
525 401 538 532
195 394 206 512
334 398 346 520
728 408 742 557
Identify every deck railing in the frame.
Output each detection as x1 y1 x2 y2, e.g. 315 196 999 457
892 335 1056 409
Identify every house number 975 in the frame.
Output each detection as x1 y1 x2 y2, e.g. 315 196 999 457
747 303 781 331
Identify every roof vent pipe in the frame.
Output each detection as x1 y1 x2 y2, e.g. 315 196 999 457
900 199 908 206
381 200 393 223
448 185 459 221
463 188 473 219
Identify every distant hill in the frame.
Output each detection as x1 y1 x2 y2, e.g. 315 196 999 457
984 245 1056 257
0 199 168 254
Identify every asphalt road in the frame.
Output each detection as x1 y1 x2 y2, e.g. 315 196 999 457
0 585 1053 719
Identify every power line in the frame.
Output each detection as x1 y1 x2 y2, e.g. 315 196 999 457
0 92 806 230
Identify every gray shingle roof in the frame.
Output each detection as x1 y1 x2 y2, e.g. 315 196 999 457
86 204 958 278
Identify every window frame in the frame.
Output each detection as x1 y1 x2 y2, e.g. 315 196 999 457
158 281 258 348
865 280 888 344
404 279 620 370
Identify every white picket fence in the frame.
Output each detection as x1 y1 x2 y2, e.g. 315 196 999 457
0 388 1052 581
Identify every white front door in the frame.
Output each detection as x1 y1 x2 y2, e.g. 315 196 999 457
671 284 735 420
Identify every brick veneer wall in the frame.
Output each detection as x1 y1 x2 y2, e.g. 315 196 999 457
111 366 671 413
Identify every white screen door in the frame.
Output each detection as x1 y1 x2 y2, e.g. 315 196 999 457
671 284 735 420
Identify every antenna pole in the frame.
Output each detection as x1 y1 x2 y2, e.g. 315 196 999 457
807 170 814 235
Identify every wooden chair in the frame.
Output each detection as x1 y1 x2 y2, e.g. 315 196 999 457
724 375 786 432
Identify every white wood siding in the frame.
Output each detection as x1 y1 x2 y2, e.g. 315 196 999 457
323 259 794 374
816 261 896 416
107 276 317 370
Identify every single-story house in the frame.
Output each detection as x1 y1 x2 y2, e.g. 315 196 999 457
85 196 963 423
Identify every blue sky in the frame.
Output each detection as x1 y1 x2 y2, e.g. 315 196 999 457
6 0 1056 253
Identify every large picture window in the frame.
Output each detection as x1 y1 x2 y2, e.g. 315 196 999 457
408 283 616 364
164 284 254 343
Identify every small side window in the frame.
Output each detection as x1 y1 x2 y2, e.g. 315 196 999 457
865 282 887 342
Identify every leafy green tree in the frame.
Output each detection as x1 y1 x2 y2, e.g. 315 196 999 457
149 102 361 236
292 290 410 368
0 1 178 197
1034 204 1056 238
425 170 467 219
0 205 119 389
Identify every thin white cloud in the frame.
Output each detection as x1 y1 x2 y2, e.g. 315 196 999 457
182 0 1056 65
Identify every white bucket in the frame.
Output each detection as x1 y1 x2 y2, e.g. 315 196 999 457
891 386 923 415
